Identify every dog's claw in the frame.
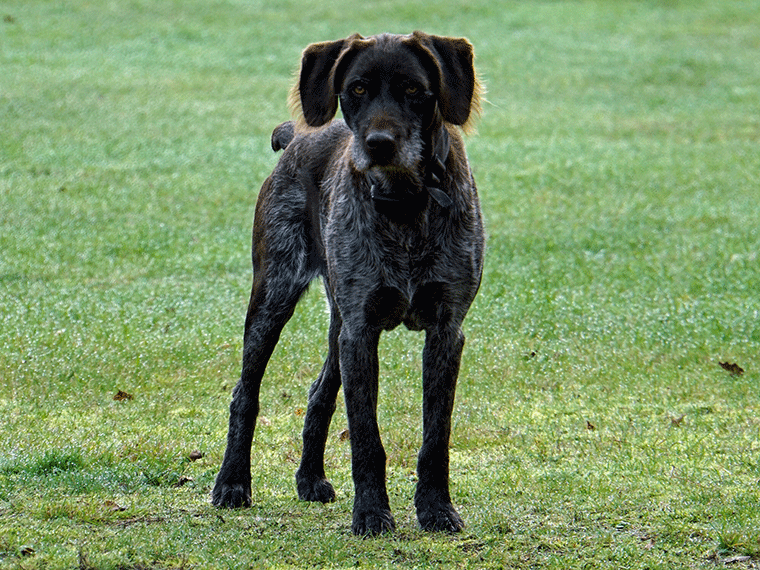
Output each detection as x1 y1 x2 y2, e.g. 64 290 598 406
296 475 336 503
352 508 396 536
210 482 252 509
416 502 464 532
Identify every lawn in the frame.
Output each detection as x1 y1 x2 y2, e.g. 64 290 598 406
1 0 759 568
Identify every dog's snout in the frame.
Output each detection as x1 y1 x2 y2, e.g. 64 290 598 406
366 131 395 149
365 130 397 163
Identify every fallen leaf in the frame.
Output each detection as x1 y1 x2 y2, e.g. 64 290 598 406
173 475 194 488
670 414 686 427
258 416 272 426
294 408 305 417
719 361 744 376
20 545 35 557
113 390 134 401
104 500 126 512
586 420 596 431
188 450 203 461
338 428 350 441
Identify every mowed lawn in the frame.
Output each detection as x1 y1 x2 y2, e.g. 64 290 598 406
1 1 759 568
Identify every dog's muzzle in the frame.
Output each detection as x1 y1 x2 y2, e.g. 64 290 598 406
369 127 452 209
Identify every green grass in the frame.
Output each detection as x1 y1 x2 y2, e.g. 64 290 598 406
2 0 759 568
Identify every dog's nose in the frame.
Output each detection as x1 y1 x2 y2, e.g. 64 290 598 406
365 131 396 162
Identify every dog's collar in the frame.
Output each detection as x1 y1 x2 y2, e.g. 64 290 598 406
370 126 452 209
424 126 453 208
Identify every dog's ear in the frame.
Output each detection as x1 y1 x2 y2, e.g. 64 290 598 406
406 32 481 129
296 34 362 127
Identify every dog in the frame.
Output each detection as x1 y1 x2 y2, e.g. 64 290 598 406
211 31 484 536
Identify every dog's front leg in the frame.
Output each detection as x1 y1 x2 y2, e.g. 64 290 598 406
340 325 396 536
415 322 466 532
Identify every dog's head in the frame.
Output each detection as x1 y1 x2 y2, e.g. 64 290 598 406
291 32 480 181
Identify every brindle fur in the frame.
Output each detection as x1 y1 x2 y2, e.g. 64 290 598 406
211 31 484 536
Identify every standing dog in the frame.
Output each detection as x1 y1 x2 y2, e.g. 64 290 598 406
212 31 484 536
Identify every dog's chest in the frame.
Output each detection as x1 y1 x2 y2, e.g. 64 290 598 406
327 214 459 326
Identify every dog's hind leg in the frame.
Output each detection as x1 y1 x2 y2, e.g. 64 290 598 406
295 289 342 503
211 281 307 508
212 177 316 509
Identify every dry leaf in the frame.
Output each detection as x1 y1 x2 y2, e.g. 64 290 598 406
188 450 203 461
586 420 596 431
294 408 305 417
104 500 126 512
113 390 134 401
670 414 685 427
338 428 350 441
20 545 35 557
258 416 272 426
719 361 744 376
173 475 194 488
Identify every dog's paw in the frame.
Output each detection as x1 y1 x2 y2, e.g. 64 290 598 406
296 475 336 503
352 507 396 537
417 502 465 533
210 480 252 509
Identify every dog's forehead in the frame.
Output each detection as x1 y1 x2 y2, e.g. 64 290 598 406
344 34 430 84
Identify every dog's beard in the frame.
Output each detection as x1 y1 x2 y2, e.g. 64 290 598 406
350 130 426 204
367 166 424 203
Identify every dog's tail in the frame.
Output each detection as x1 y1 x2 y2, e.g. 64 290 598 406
271 121 296 152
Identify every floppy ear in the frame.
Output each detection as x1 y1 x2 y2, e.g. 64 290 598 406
297 34 362 127
406 31 480 127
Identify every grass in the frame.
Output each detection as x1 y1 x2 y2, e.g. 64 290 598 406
2 0 759 567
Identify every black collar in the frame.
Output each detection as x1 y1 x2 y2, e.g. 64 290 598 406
423 126 453 208
369 126 453 209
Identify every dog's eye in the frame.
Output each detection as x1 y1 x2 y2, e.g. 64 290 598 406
352 85 366 96
405 85 419 95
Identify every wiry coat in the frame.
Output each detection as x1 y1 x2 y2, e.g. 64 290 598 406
212 31 484 536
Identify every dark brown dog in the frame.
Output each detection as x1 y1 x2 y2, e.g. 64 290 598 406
212 31 484 536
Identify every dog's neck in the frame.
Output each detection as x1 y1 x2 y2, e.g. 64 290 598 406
369 125 452 210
